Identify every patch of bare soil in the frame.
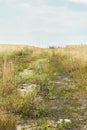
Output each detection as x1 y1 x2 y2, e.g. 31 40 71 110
16 74 87 130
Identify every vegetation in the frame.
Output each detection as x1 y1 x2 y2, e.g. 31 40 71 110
0 44 87 129
0 112 16 130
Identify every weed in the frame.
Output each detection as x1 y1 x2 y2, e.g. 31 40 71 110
0 112 16 130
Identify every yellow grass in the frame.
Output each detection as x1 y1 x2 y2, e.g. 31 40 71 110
0 44 87 68
0 44 40 54
2 60 14 82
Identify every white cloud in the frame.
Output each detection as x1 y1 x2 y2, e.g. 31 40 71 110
69 0 87 4
0 0 87 47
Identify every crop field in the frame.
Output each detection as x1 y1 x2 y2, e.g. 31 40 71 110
0 44 87 130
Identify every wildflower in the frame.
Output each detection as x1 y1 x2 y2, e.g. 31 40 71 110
56 119 71 125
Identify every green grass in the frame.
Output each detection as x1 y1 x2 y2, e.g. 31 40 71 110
0 45 87 129
0 112 16 130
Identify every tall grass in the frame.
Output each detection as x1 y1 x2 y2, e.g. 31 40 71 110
1 44 87 129
2 60 14 82
0 111 16 130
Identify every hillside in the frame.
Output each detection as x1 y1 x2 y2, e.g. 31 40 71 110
0 44 41 53
0 44 87 130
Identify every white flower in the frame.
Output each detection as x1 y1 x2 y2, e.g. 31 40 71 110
64 119 71 123
57 119 64 124
56 119 71 125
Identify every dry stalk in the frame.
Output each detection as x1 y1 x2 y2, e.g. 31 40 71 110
2 60 14 83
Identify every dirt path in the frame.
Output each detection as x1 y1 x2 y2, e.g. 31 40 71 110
16 74 87 130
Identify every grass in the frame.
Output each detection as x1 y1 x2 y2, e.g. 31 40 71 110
0 111 16 130
0 44 87 129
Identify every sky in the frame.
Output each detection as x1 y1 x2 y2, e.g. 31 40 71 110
0 0 87 48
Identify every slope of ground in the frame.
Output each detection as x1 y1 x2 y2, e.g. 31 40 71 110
0 44 87 130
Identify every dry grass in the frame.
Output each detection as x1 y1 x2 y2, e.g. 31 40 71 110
1 44 87 75
2 60 14 82
0 111 16 130
0 44 41 54
1 44 87 129
0 44 87 80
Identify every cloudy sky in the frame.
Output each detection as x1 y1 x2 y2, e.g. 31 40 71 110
0 0 87 47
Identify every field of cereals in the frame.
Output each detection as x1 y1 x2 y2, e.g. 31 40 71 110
0 44 87 130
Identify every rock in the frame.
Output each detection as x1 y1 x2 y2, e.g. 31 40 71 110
18 84 38 97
